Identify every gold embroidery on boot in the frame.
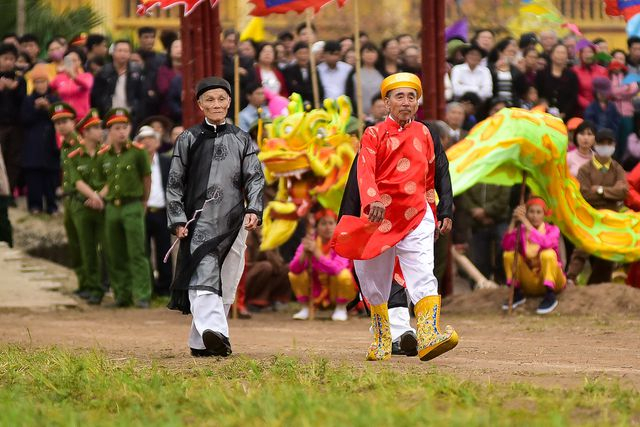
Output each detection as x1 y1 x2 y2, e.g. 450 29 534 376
415 296 458 361
366 304 391 361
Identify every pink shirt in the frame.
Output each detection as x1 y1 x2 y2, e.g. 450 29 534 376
610 73 639 117
566 149 593 177
502 223 561 264
50 71 94 119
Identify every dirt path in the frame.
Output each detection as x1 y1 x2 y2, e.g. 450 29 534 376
1 306 639 389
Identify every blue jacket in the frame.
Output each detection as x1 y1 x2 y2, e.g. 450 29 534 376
584 100 621 137
20 91 60 170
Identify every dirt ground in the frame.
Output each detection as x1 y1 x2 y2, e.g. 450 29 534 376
3 207 640 390
1 300 639 389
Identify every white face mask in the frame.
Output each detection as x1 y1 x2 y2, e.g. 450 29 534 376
593 145 615 158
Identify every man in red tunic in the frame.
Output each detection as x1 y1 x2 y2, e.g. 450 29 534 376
333 73 458 361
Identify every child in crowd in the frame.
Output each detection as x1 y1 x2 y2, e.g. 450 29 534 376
566 120 596 177
567 128 629 285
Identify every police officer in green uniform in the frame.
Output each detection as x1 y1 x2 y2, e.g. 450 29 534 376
97 108 152 308
50 102 87 298
68 108 107 305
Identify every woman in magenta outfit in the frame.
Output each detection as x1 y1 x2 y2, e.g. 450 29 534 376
288 209 356 321
49 48 93 119
502 198 566 315
156 39 182 118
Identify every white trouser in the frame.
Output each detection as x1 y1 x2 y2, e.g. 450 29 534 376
389 307 415 342
188 228 248 349
354 206 437 306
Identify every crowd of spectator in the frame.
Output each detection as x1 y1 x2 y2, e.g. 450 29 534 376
0 22 639 314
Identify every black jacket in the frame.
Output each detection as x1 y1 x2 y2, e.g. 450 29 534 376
339 122 453 222
20 91 60 170
281 63 324 106
0 72 26 125
90 62 145 125
159 152 171 190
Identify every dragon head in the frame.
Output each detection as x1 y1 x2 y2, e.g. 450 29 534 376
258 93 357 250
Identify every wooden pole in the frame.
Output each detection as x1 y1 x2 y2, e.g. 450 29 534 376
233 0 241 126
16 0 25 36
353 0 363 136
508 171 528 314
306 9 320 109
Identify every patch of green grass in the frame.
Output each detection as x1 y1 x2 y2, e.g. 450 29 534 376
0 346 637 426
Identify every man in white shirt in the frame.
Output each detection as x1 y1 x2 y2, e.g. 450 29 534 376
136 126 173 296
450 44 493 101
317 40 352 100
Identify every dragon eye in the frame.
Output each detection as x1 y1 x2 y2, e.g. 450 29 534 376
316 128 327 139
284 125 293 134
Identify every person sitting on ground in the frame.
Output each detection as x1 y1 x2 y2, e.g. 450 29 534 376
502 197 566 314
289 209 356 321
567 128 629 285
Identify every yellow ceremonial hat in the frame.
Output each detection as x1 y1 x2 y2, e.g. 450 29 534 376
380 72 422 99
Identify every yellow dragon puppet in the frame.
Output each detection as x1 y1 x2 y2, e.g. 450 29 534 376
257 94 357 250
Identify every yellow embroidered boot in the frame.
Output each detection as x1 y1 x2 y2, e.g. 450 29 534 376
366 303 392 361
415 295 459 361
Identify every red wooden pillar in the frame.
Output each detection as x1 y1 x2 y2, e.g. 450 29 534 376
421 0 446 120
180 5 223 127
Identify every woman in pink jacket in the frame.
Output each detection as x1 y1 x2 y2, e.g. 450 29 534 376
502 197 566 315
50 48 93 119
609 61 639 160
289 209 356 321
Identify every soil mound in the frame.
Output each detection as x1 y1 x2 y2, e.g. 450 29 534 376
443 283 640 317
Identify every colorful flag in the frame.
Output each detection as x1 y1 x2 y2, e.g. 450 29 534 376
506 0 566 38
445 18 468 42
604 0 640 20
249 0 346 16
137 0 218 16
240 17 267 42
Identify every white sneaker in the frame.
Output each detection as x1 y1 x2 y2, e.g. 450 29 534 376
293 306 309 320
331 305 348 321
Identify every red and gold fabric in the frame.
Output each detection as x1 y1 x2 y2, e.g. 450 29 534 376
333 117 437 260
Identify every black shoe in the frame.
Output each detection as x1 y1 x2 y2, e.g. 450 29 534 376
104 300 132 308
536 290 558 315
74 289 91 300
502 287 526 310
391 340 402 355
135 300 150 309
399 330 418 357
202 329 232 357
87 294 103 305
190 348 217 357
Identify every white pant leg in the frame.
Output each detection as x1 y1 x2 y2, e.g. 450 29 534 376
395 206 438 305
221 227 248 305
354 246 396 306
188 289 229 349
389 307 415 342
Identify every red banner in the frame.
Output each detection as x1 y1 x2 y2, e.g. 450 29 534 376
249 0 346 16
137 0 219 16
